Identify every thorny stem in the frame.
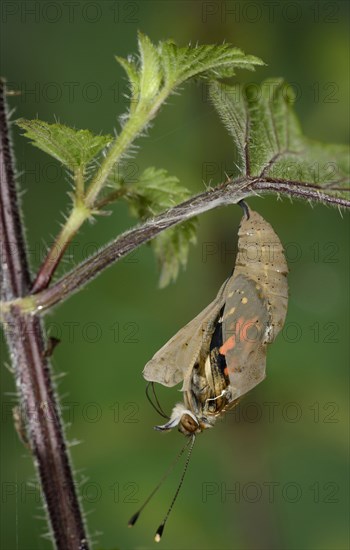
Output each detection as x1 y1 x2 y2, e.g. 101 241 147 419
94 187 128 210
84 89 170 208
0 80 89 549
3 175 348 317
31 89 170 294
20 179 251 314
74 166 85 203
31 203 91 293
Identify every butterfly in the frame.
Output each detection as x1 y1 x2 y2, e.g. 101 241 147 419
129 202 288 541
143 203 289 435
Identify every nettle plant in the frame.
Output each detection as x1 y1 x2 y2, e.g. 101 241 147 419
1 33 349 549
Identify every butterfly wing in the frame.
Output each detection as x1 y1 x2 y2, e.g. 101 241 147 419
143 279 230 387
144 208 288 392
220 273 271 401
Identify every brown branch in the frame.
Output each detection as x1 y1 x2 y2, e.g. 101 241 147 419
31 229 71 292
18 177 348 316
31 205 90 293
0 79 89 549
31 183 129 294
255 178 350 206
28 179 250 312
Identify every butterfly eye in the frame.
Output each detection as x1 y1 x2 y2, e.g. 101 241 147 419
180 413 199 434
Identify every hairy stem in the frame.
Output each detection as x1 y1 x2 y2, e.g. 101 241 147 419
3 174 346 317
0 79 89 550
84 94 167 207
31 204 91 293
32 91 170 293
25 180 250 313
256 178 350 206
74 166 85 203
1 174 349 319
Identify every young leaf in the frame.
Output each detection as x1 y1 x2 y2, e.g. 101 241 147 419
153 220 197 288
16 119 113 172
210 79 349 200
115 55 140 108
159 41 264 88
137 32 162 102
127 167 189 215
116 34 263 114
124 167 197 287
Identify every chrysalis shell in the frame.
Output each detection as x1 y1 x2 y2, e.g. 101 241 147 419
234 209 289 342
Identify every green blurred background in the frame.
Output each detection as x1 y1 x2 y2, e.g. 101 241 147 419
1 1 349 549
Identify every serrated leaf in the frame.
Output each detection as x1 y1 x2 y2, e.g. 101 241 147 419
138 32 162 101
125 167 197 286
153 219 197 288
115 55 140 106
127 167 191 216
210 79 349 199
16 119 113 171
115 35 263 118
158 41 264 88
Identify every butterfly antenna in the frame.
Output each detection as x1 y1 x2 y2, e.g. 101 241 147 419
128 437 192 528
150 381 169 419
154 435 196 543
238 200 250 220
145 382 169 419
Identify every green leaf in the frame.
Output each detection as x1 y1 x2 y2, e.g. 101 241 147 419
158 41 264 88
127 167 189 215
125 167 197 287
115 55 140 108
137 32 162 101
16 119 113 172
153 219 197 288
116 34 263 114
210 79 349 199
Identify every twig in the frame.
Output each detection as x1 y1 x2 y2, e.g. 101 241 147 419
26 180 251 313
5 176 347 317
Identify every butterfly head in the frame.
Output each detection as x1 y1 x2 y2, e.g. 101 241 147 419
154 402 214 435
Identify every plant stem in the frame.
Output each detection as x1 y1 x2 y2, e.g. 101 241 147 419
84 90 169 207
74 166 85 203
21 176 350 314
32 93 168 293
31 204 91 293
28 181 249 312
256 177 350 205
94 187 128 210
0 79 89 550
1 176 349 318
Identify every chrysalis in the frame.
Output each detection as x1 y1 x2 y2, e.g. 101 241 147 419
143 203 288 434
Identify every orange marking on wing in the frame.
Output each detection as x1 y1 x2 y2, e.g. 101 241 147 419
220 317 243 355
220 316 260 356
239 317 258 342
219 335 236 355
